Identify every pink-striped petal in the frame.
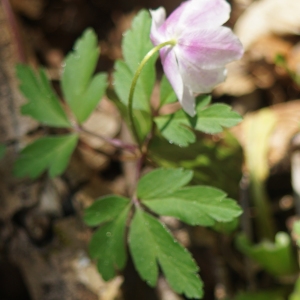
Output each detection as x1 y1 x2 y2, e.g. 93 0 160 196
178 54 227 93
162 0 230 37
160 46 184 105
176 26 244 70
181 85 196 116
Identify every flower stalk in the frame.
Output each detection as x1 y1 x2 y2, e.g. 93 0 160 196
128 40 176 148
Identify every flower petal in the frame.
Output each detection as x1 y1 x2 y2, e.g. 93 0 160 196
160 47 196 116
181 85 196 116
176 26 244 70
150 7 166 45
160 46 184 104
178 54 227 93
163 0 231 36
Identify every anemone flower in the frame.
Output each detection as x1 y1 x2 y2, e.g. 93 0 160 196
150 0 244 116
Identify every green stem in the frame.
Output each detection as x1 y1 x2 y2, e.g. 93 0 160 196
250 176 275 240
128 40 176 148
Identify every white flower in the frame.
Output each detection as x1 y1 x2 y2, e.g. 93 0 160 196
150 0 244 116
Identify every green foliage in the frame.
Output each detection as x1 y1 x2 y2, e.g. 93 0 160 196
138 168 242 227
236 233 298 277
160 75 177 107
233 290 285 300
0 145 6 159
16 65 71 128
84 195 130 226
106 87 152 143
149 132 243 199
89 204 130 281
62 28 107 123
137 168 193 199
114 10 157 112
129 209 203 299
155 95 242 147
14 134 78 179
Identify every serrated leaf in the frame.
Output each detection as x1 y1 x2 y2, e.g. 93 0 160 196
154 95 211 147
16 65 70 127
155 96 242 146
129 209 203 299
114 10 157 112
14 134 78 179
155 114 196 147
236 233 298 276
0 145 6 159
194 103 242 134
137 168 193 199
62 29 107 123
89 205 130 281
143 186 242 226
84 195 130 226
160 75 177 106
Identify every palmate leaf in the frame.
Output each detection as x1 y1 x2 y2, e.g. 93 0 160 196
16 65 70 128
114 10 157 112
155 95 242 147
14 134 78 179
62 29 107 123
89 204 130 281
137 168 242 227
129 209 203 299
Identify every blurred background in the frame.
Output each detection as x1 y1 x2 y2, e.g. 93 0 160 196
1 0 300 299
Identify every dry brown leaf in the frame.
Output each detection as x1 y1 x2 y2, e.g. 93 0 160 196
235 0 300 50
232 100 300 170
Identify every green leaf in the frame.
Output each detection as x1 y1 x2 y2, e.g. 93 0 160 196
149 131 243 199
143 186 242 226
114 10 157 112
84 195 130 226
0 145 6 159
160 75 177 107
89 205 130 281
155 96 242 146
155 114 196 147
137 168 193 200
154 95 210 147
236 233 298 277
14 134 78 179
16 65 70 127
193 103 242 134
129 209 203 299
62 28 107 123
